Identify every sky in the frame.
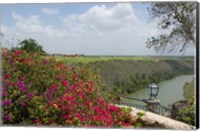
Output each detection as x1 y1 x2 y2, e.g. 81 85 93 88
1 2 195 56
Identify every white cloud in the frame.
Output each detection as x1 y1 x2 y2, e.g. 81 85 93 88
58 3 159 55
2 3 194 56
41 8 59 15
63 3 138 32
2 11 68 49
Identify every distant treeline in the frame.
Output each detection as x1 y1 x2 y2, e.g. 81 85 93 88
48 53 85 57
84 58 194 95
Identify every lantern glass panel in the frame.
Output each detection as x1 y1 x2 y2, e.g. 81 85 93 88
148 83 159 97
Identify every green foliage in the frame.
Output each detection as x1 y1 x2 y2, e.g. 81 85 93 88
175 80 195 126
136 112 146 118
146 2 196 53
176 105 195 125
134 122 143 128
183 80 194 101
19 38 46 55
121 107 132 114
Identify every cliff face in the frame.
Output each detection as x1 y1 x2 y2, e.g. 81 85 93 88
116 105 194 129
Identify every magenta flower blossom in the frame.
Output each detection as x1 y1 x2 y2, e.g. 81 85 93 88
2 99 12 106
2 91 7 96
42 59 48 65
71 66 76 72
17 79 27 93
5 114 11 121
50 84 57 92
26 93 33 99
19 101 27 106
62 80 70 87
5 81 12 86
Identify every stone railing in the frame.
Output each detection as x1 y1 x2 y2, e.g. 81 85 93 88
116 105 195 129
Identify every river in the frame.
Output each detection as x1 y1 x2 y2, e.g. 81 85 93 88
124 74 194 107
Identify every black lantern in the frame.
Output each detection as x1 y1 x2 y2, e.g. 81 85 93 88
148 83 159 99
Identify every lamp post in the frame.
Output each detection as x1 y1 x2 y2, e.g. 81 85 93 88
146 83 160 113
148 83 159 100
120 83 161 114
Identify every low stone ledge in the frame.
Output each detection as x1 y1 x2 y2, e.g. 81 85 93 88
116 105 194 129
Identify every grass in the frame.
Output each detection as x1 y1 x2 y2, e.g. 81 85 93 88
47 55 193 64
50 56 154 64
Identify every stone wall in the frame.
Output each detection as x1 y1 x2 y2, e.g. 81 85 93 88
116 105 195 129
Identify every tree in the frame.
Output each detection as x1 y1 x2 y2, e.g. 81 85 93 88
146 2 197 53
19 38 46 54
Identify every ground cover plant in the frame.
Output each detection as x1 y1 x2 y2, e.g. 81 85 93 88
1 49 135 127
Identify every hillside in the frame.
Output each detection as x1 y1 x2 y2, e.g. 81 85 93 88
59 56 194 95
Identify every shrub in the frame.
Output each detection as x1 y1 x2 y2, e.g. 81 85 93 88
1 49 133 127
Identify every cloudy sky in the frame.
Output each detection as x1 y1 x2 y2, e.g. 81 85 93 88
1 2 195 56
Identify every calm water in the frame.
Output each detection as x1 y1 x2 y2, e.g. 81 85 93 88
124 75 194 107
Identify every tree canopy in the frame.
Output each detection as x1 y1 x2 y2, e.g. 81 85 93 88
19 38 46 54
146 2 197 53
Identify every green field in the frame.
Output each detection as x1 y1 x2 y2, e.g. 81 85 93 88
50 55 193 64
53 56 154 64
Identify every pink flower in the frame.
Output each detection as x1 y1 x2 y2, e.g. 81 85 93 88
71 85 77 90
88 87 93 92
3 74 10 80
14 50 23 55
65 95 75 102
71 66 76 72
85 101 91 107
62 80 69 87
26 93 33 99
16 79 27 93
63 114 71 119
58 64 66 69
75 113 83 121
57 75 64 80
35 119 41 123
50 84 57 91
4 114 11 121
42 59 48 65
2 91 7 96
19 101 27 106
2 99 12 106
24 59 33 64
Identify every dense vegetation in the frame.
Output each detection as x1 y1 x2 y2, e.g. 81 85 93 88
176 80 195 126
1 49 135 127
183 80 195 101
13 38 46 55
58 56 194 96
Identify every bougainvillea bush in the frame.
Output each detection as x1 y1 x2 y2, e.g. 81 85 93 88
1 49 133 127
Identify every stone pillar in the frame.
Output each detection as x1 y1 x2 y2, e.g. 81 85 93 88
146 100 160 114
